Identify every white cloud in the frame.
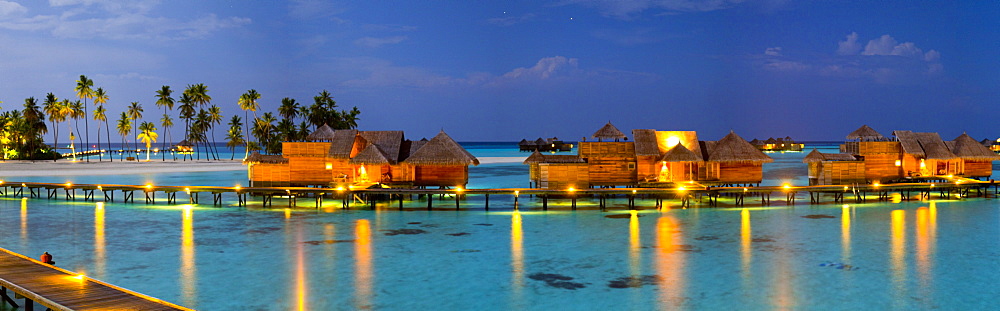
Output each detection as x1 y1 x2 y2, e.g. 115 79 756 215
559 0 746 18
837 32 861 55
924 50 940 62
340 56 656 89
354 36 407 48
487 13 536 26
861 34 930 58
501 56 581 80
0 1 27 17
764 47 782 56
0 1 250 40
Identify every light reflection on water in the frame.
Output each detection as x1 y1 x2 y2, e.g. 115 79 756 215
4 195 1000 309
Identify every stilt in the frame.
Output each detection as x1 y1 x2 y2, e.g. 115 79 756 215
427 194 433 210
1 288 19 309
145 191 155 204
484 194 489 211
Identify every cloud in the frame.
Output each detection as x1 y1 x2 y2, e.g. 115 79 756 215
340 56 657 89
559 0 747 18
486 13 536 26
836 32 861 55
0 1 27 17
0 1 250 40
764 47 782 56
353 36 407 48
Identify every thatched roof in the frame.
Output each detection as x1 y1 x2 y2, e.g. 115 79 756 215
655 131 702 161
350 144 391 164
518 139 534 146
522 150 586 164
403 131 479 166
894 130 957 160
244 151 288 164
174 139 193 147
359 131 403 163
631 129 660 156
950 133 1000 161
306 124 336 141
534 137 547 146
764 137 777 144
660 143 699 162
802 149 858 163
706 131 774 163
327 129 359 159
981 138 993 147
749 138 762 145
847 125 884 141
592 122 626 140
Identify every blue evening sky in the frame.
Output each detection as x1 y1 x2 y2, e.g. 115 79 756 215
1 0 997 142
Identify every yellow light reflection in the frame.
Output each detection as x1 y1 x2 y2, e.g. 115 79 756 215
740 208 752 273
95 202 105 279
355 219 372 309
656 216 685 307
629 211 641 277
511 211 524 303
890 209 906 308
181 208 197 307
841 204 851 259
20 198 28 242
916 207 930 288
294 219 307 311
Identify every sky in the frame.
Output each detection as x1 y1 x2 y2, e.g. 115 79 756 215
1 0 998 142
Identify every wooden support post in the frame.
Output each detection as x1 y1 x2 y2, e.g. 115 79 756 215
542 194 548 210
83 189 94 201
145 191 154 204
1 287 19 308
342 193 349 209
30 187 39 198
13 186 22 197
316 195 323 209
123 190 134 203
427 194 433 210
484 194 489 211
47 188 56 199
66 188 75 201
571 196 577 210
104 189 113 202
455 194 460 210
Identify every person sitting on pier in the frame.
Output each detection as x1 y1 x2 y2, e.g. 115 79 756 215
41 252 55 265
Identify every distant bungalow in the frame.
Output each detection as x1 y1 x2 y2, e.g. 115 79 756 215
245 124 479 188
518 137 573 152
524 122 773 189
803 125 1000 185
750 136 804 152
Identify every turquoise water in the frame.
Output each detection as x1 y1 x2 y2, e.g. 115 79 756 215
3 142 1000 310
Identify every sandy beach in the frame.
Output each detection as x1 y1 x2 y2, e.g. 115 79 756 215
0 159 245 177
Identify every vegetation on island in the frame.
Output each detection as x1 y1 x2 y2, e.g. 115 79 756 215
0 74 361 161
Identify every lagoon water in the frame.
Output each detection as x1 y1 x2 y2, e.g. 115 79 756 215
3 142 1000 310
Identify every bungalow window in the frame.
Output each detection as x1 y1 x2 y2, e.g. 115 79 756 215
627 163 636 170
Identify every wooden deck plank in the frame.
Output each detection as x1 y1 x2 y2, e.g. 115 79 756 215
0 247 192 311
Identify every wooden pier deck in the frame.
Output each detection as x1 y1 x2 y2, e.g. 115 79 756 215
0 247 191 311
0 175 995 210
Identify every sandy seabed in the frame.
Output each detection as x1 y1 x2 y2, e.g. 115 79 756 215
0 158 245 177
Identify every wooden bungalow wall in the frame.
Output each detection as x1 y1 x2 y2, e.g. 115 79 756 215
820 161 866 185
579 142 637 185
539 163 589 189
856 142 902 181
249 163 290 187
413 165 468 187
283 142 331 157
715 162 764 184
636 155 659 181
963 160 992 178
289 157 331 185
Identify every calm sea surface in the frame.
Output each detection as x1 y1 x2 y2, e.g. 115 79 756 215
3 142 1000 310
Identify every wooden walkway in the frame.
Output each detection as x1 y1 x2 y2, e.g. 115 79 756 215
0 176 996 210
0 247 191 311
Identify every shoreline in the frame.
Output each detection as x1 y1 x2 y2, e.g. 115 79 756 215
0 159 245 177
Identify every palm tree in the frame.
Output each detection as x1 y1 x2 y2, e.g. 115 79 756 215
92 87 108 161
93 105 107 160
21 97 46 156
42 93 61 162
278 97 299 122
177 93 195 160
237 89 260 158
137 122 158 161
59 99 75 160
126 102 143 161
155 86 174 161
69 100 84 155
253 112 277 154
115 112 131 161
75 75 94 161
225 115 244 160
207 105 223 160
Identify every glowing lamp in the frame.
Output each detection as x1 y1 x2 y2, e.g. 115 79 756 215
145 184 153 189
567 187 575 192
514 190 519 196
743 188 748 192
455 187 464 192
336 186 345 191
325 163 333 170
894 160 901 166
782 183 790 190
678 186 685 191
74 274 86 281
234 185 242 191
930 184 935 188
632 190 637 194
65 182 72 187
842 204 849 209
873 182 880 187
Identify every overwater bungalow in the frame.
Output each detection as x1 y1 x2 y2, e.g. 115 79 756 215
245 124 479 188
518 137 573 152
524 123 773 189
751 136 804 152
804 125 999 185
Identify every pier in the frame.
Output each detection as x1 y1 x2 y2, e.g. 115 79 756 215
0 175 996 210
0 247 191 311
